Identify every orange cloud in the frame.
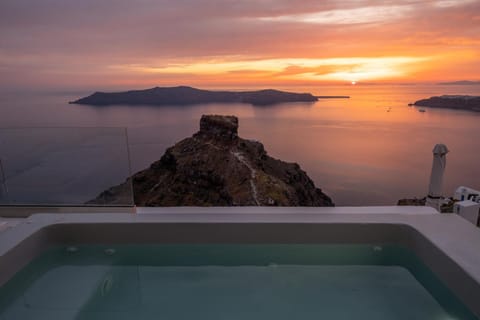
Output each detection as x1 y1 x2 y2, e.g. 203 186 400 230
0 0 479 89
110 56 431 84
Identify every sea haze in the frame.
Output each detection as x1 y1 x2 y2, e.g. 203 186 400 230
1 84 479 206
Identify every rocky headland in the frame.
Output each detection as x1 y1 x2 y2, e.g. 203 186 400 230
91 115 334 206
71 86 318 106
414 95 480 112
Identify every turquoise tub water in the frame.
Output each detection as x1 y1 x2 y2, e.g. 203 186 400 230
0 244 477 320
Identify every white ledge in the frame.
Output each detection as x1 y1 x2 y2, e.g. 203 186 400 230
136 205 438 215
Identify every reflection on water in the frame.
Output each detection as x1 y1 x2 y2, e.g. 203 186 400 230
0 85 479 205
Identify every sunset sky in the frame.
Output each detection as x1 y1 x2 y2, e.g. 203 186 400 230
1 0 479 90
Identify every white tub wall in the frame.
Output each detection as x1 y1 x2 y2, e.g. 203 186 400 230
0 208 479 317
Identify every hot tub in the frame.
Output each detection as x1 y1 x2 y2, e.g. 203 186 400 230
0 207 479 319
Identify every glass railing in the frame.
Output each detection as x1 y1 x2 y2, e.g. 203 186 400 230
0 127 133 206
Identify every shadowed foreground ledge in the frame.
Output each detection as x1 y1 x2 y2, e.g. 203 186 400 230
90 115 334 207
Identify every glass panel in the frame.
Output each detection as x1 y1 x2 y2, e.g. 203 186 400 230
0 127 133 206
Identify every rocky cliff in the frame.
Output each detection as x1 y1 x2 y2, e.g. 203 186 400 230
92 115 333 206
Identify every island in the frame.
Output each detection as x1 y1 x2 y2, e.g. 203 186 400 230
90 115 334 206
70 86 319 106
438 81 480 85
413 95 480 112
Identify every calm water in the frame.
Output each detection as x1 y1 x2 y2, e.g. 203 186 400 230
0 84 479 205
0 244 476 320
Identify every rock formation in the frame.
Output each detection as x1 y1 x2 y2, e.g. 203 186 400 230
397 197 426 206
91 115 334 206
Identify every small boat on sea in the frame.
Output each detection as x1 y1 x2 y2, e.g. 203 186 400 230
418 109 426 113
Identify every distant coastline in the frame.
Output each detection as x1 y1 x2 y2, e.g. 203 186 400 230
414 95 480 112
315 95 350 99
437 80 480 85
70 86 323 106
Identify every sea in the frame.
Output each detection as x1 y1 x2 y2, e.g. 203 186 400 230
0 84 479 206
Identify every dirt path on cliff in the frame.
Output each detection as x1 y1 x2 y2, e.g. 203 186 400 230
196 138 260 205
231 151 259 205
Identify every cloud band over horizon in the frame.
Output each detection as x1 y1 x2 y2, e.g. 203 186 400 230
0 0 479 90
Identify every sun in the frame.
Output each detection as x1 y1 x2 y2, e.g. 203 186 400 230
351 81 357 85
